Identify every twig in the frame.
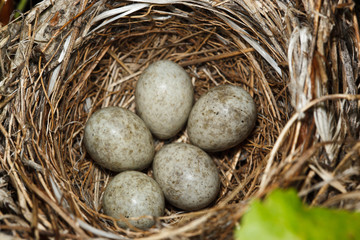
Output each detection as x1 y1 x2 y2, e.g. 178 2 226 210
179 48 254 66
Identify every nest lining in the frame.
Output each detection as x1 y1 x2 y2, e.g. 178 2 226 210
0 0 359 239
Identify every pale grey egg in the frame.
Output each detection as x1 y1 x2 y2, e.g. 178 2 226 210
153 143 220 211
84 106 154 172
187 85 256 152
103 171 165 229
135 60 194 139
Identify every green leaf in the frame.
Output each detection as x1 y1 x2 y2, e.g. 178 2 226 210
234 189 360 240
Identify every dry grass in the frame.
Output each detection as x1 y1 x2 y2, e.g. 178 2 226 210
0 0 359 239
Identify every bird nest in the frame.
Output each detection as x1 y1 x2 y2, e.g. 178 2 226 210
0 0 359 239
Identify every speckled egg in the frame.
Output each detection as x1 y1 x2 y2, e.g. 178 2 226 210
187 85 257 152
135 60 194 139
152 143 220 211
103 171 165 229
83 106 154 172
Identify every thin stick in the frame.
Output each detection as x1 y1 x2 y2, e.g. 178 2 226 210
179 48 254 66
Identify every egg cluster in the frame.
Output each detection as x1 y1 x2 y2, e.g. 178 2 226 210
83 60 257 229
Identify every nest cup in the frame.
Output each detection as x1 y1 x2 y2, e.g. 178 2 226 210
0 0 359 239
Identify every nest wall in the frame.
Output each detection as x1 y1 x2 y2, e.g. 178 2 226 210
0 0 359 239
